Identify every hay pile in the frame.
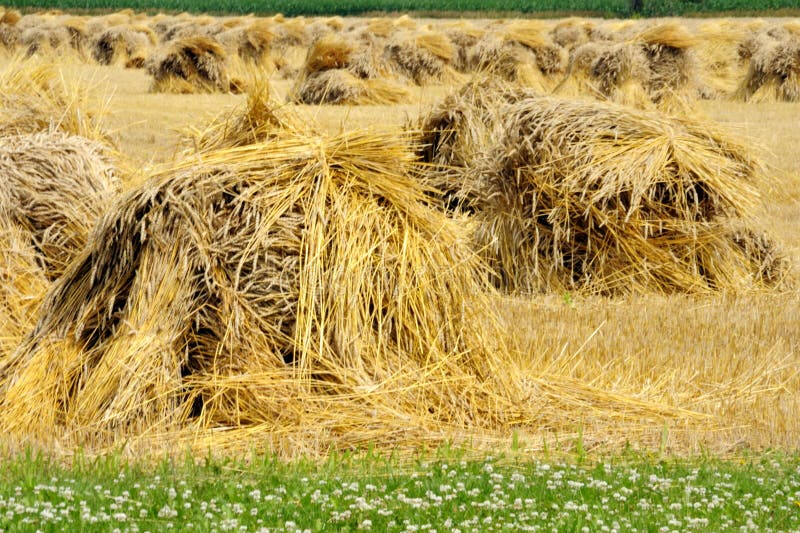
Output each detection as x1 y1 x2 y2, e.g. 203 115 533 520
0 129 516 450
0 132 120 359
468 21 567 89
0 10 22 50
0 126 704 454
558 22 699 108
91 24 154 68
145 36 234 94
737 25 800 102
290 36 409 105
386 31 461 85
422 86 784 294
0 57 108 140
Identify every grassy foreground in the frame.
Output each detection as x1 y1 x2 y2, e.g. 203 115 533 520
3 0 800 17
0 450 798 532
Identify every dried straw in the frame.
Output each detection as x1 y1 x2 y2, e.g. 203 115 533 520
422 85 784 294
145 36 233 94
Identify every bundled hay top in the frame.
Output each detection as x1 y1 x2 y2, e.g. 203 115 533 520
422 85 784 294
0 132 120 359
145 35 234 94
386 31 460 85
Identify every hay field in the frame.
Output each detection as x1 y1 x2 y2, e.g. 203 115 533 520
0 10 799 459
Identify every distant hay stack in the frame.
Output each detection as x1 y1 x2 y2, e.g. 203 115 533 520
0 57 108 141
0 132 120 359
92 25 154 68
145 36 235 94
697 20 750 97
558 22 698 108
216 19 275 66
551 18 594 50
19 24 72 57
468 21 567 90
0 130 534 452
0 10 22 51
737 29 800 102
386 31 460 85
290 36 409 105
422 86 784 294
441 21 485 72
636 22 700 104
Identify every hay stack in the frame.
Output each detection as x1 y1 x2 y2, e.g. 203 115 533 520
467 22 567 90
92 25 154 68
558 22 698 108
145 36 234 94
422 86 784 294
0 132 120 359
636 22 700 103
0 130 529 451
216 19 275 66
0 10 22 50
0 57 108 141
290 36 409 105
386 31 460 85
737 29 800 102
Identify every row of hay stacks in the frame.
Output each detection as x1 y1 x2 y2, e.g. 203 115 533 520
0 55 792 456
0 83 723 455
419 80 785 294
3 10 798 102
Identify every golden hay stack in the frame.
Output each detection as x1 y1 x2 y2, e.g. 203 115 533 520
0 132 120 359
290 35 409 105
737 30 800 102
216 19 275 66
0 10 22 50
0 127 702 455
696 20 750 97
0 56 108 141
557 22 699 108
421 86 784 295
145 36 234 94
0 130 516 450
386 31 460 85
91 24 153 68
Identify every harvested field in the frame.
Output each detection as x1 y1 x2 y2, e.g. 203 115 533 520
0 11 798 460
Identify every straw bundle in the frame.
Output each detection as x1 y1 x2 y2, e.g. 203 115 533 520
696 21 750 97
423 86 783 294
0 130 528 450
387 31 459 85
216 19 274 65
0 132 120 360
291 35 409 105
92 25 153 68
551 18 593 50
145 36 233 94
636 22 700 103
0 132 120 279
737 32 800 102
558 23 698 108
0 57 108 141
0 10 22 50
292 68 409 105
503 20 568 76
19 24 72 57
441 22 485 72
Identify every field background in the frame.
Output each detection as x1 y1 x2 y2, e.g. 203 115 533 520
4 0 800 17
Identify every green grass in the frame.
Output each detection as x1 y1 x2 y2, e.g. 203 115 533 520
2 0 800 17
0 448 798 532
